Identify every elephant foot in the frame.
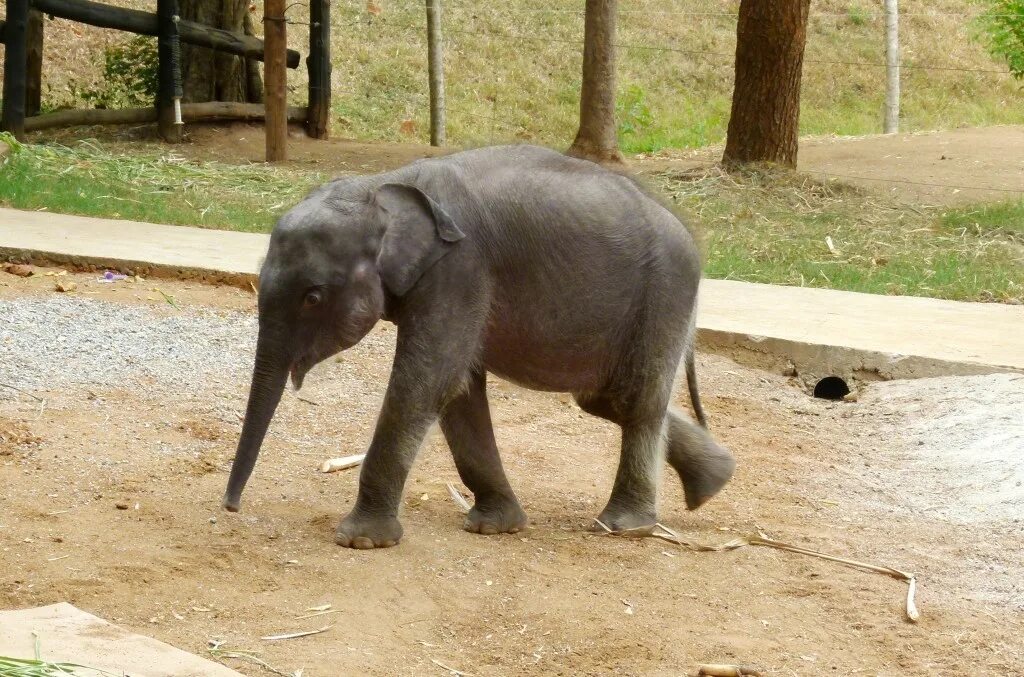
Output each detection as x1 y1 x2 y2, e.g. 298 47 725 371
664 415 736 510
463 495 528 535
670 441 736 510
335 512 403 549
590 504 657 533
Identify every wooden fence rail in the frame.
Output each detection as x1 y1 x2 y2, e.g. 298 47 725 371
30 0 300 67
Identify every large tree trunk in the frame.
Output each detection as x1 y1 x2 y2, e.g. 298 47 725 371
567 0 623 165
722 0 811 168
180 0 262 103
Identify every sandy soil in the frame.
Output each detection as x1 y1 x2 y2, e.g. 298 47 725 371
1 267 1022 676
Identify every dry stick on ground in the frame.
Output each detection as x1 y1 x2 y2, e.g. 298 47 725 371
430 658 472 676
260 625 332 641
445 485 919 620
0 382 44 402
446 482 472 511
592 520 919 622
319 453 366 473
697 665 763 677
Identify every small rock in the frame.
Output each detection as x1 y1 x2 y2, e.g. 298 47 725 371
843 391 859 402
3 263 34 277
209 516 217 524
115 501 130 510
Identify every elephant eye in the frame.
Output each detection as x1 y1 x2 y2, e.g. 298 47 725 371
303 290 323 308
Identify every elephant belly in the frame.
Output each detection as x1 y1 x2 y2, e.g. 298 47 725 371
481 323 609 393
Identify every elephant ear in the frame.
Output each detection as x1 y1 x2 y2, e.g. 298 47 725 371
373 183 466 296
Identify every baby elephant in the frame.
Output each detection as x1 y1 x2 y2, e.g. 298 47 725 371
223 144 735 548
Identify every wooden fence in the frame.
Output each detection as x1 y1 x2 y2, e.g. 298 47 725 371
1 0 331 158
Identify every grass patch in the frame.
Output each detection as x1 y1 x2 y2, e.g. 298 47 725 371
0 140 323 233
654 167 1024 303
2 140 1020 303
941 199 1024 240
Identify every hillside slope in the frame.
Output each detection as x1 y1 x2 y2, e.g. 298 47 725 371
3 0 1023 151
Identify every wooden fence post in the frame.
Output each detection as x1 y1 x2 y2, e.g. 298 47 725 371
157 0 184 142
264 0 287 162
1 0 29 139
884 0 900 134
26 8 44 117
425 0 445 146
306 0 330 139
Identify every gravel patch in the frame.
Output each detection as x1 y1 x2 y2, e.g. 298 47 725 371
856 372 1024 524
0 296 257 395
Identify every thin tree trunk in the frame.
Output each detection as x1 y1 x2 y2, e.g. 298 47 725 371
567 0 623 165
722 0 811 169
179 0 262 103
425 0 445 146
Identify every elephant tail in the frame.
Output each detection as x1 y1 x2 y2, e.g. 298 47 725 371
684 341 708 429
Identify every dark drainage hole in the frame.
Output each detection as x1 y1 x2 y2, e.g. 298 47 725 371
813 376 850 400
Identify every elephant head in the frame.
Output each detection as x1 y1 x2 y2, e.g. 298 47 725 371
221 181 465 512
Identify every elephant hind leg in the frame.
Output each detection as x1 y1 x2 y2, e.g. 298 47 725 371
575 391 667 532
665 408 734 510
440 370 528 535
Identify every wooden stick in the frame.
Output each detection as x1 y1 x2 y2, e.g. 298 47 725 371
446 483 471 512
305 0 330 139
594 522 920 622
0 381 43 402
697 665 762 677
1 0 29 139
31 0 300 67
319 453 366 473
430 658 471 676
24 103 308 132
263 0 287 163
260 625 331 641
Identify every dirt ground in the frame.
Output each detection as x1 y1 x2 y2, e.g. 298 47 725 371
1 267 1022 676
36 123 1024 206
647 125 1024 206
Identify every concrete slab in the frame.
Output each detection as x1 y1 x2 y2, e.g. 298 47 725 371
698 279 1024 383
0 602 243 676
0 207 267 286
1 207 1022 382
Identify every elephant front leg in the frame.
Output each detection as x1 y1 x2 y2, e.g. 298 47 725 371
440 370 527 535
334 395 435 549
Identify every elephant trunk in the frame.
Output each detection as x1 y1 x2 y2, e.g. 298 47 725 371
222 332 290 512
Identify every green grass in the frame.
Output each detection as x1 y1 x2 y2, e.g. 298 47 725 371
2 140 1020 303
0 140 323 232
654 167 1024 303
941 199 1024 239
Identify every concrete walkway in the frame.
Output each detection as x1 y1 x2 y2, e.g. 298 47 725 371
1 207 1021 382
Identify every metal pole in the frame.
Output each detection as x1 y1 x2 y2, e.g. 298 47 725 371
426 0 445 146
157 0 184 142
884 0 900 134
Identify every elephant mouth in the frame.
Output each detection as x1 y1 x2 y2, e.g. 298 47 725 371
289 360 309 391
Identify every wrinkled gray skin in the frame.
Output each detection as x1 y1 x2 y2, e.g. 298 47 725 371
223 144 735 549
